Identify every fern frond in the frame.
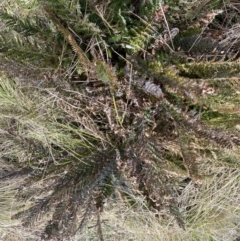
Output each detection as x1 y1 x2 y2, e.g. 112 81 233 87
0 167 32 181
39 1 91 73
0 10 50 37
178 129 201 182
13 196 52 226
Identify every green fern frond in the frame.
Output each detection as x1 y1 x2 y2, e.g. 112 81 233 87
0 10 49 36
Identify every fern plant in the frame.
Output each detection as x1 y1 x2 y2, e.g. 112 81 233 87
0 0 240 240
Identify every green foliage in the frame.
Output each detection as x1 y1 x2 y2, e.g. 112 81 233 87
95 60 118 90
0 8 62 68
177 62 240 78
0 0 162 68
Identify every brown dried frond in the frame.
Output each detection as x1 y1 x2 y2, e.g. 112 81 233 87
192 122 240 148
138 160 185 228
178 129 202 182
11 150 119 238
219 23 240 58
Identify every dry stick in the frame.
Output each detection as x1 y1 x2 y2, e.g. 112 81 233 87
187 25 208 53
40 2 91 73
159 3 175 50
97 209 104 241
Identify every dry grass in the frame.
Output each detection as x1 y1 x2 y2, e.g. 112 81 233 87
75 168 239 241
